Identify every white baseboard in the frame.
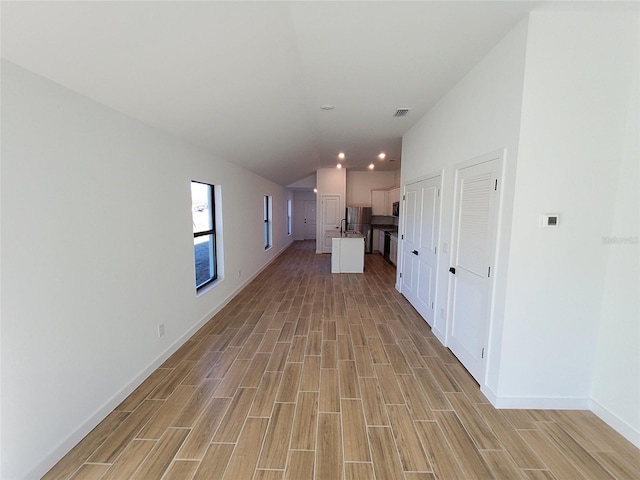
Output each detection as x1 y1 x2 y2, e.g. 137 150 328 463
432 326 446 345
481 386 639 449
590 398 640 449
484 391 591 410
27 240 294 480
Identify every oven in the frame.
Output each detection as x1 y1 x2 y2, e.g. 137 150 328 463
383 231 391 263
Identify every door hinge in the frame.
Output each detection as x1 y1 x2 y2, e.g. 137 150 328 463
399 272 402 278
481 348 485 359
431 302 434 309
403 194 406 200
434 246 437 254
401 234 404 240
437 189 440 197
494 179 498 191
488 266 491 277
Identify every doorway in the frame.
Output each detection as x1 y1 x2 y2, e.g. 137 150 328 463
401 174 441 326
320 194 341 253
303 200 316 240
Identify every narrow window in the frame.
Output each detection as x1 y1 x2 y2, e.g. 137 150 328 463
287 199 292 236
192 181 217 289
264 195 272 250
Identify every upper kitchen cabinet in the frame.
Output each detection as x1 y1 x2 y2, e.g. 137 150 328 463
371 189 389 215
372 187 400 215
388 187 400 214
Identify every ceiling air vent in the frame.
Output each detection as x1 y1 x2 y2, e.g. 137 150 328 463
393 108 411 117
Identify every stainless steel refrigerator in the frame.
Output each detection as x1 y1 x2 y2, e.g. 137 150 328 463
346 206 373 253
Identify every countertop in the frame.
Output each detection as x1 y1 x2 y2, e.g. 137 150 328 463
371 224 398 233
325 230 365 239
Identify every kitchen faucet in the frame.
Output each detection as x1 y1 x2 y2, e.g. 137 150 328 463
340 218 347 234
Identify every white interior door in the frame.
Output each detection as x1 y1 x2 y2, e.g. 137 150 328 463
321 194 341 253
448 154 501 383
303 200 316 240
401 176 441 326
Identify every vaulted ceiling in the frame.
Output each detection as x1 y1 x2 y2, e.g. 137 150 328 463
1 1 540 185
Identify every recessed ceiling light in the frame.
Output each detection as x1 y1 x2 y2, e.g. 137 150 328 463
368 164 375 170
313 188 318 193
378 153 386 160
321 104 335 110
338 152 345 159
336 163 342 169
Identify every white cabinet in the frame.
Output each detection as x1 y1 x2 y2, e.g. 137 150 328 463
372 187 400 216
389 235 398 266
372 227 387 254
388 187 400 215
331 237 341 272
371 189 388 215
331 237 365 273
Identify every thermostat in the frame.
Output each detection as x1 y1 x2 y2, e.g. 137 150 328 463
541 214 559 228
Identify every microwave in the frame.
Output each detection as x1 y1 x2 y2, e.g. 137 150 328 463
392 201 400 217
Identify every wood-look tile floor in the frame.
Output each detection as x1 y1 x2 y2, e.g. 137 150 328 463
44 241 639 480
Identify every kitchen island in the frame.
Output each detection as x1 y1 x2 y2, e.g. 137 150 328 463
329 231 365 273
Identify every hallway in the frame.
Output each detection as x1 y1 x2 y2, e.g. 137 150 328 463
44 241 639 479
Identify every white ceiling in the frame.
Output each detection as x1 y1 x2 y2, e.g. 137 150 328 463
1 1 542 186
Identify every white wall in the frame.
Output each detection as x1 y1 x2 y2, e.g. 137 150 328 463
500 10 639 437
402 9 639 446
0 61 294 479
287 173 316 189
401 19 529 345
346 170 396 206
592 51 639 441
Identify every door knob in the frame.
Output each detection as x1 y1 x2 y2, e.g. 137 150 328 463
412 250 419 256
449 267 456 274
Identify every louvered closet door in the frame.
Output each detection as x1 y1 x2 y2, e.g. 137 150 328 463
448 156 501 383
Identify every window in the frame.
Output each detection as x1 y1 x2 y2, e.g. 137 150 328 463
192 181 217 289
264 195 272 250
287 199 292 236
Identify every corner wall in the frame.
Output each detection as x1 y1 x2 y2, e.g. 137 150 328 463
498 13 638 440
0 61 294 479
591 58 639 441
501 10 637 444
401 9 639 446
591 62 639 442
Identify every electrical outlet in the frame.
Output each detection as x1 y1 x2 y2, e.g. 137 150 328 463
158 323 165 338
